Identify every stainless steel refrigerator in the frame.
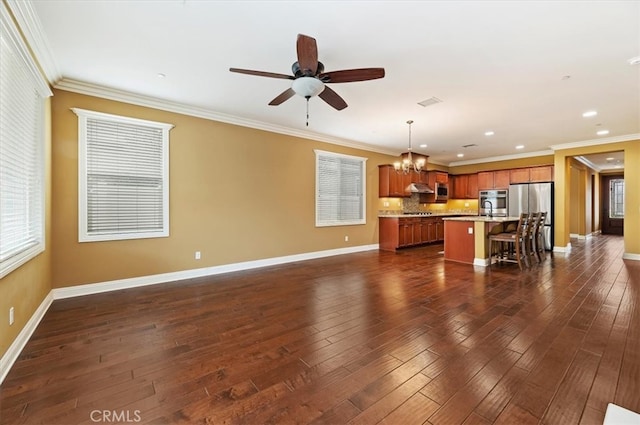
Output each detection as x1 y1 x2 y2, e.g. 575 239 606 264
508 182 554 250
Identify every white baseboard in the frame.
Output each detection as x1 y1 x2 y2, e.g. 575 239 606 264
553 243 572 253
0 292 53 385
622 252 640 261
473 258 490 267
1 244 378 384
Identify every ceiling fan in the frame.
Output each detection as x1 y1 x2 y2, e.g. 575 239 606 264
229 34 385 112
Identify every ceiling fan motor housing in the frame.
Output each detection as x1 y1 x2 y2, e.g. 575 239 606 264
292 61 324 77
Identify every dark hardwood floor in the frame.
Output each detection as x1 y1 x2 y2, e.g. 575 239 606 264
1 235 638 424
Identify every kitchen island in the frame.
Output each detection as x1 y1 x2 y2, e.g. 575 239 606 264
442 216 520 266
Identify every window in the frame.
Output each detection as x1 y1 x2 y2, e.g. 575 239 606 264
73 109 173 242
609 178 624 219
0 4 52 278
315 150 367 227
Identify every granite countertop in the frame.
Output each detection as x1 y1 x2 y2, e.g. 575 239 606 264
442 216 521 222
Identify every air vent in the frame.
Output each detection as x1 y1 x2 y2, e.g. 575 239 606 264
462 144 478 148
418 97 443 107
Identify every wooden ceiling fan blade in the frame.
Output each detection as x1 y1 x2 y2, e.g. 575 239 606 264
229 68 294 80
296 34 318 76
319 68 385 83
318 86 348 110
269 88 296 106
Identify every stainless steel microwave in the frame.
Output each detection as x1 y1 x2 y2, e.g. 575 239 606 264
435 183 448 201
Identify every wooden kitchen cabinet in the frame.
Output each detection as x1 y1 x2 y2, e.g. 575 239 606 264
478 170 509 189
379 165 408 197
477 171 494 190
450 175 466 199
450 174 479 199
509 168 530 184
467 173 478 198
379 216 443 251
429 171 449 185
510 166 554 183
436 217 445 241
529 166 553 182
399 218 414 246
494 170 510 189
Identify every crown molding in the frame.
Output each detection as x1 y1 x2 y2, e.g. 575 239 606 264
54 78 400 157
549 133 640 151
6 0 61 84
448 149 554 167
573 156 602 172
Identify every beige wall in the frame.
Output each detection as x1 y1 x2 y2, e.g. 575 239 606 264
51 89 398 287
0 99 52 358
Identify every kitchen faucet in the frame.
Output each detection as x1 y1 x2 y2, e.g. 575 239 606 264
482 200 493 218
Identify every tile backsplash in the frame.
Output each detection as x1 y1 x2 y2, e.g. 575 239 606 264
378 194 478 214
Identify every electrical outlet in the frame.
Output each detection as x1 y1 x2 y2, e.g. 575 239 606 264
195 251 201 260
9 307 14 325
344 236 349 242
383 201 389 207
468 227 473 234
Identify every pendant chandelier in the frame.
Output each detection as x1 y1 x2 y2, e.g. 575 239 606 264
394 120 425 174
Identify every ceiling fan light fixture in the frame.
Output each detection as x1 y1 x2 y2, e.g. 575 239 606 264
292 77 325 98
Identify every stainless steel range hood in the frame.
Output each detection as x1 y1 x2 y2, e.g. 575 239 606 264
405 183 434 194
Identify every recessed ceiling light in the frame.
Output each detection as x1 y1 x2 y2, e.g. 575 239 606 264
484 131 494 136
628 56 640 66
457 153 464 158
561 75 571 80
515 145 524 149
157 73 166 78
597 130 610 136
582 111 597 118
419 144 427 148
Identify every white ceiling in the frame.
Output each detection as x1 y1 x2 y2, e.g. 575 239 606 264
22 0 640 167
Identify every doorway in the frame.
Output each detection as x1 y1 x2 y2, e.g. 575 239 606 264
601 174 624 235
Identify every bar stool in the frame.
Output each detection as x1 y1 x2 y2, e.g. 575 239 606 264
525 212 542 264
489 213 529 270
533 211 547 262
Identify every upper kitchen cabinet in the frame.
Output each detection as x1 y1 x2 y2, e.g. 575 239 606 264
379 165 428 197
450 174 478 199
379 164 406 197
529 166 554 182
429 171 449 185
510 166 554 183
477 170 510 190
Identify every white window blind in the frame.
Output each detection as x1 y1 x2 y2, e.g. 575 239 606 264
0 3 51 278
73 109 173 242
315 150 367 227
